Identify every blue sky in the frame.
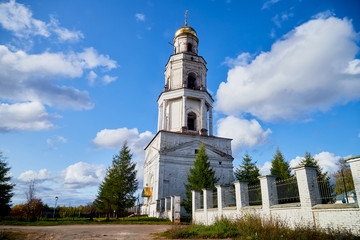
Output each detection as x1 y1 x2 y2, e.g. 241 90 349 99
0 0 359 206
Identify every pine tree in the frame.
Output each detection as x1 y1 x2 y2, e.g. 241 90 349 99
270 148 291 180
183 143 218 214
96 143 138 219
234 153 260 185
0 152 15 218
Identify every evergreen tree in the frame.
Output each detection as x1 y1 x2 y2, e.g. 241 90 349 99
333 159 354 196
183 143 218 214
96 143 138 219
0 152 15 218
234 153 260 185
270 148 291 180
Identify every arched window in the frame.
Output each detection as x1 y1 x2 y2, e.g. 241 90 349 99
187 43 192 52
187 73 196 89
187 112 196 131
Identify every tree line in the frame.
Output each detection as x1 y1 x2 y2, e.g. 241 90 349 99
0 143 356 220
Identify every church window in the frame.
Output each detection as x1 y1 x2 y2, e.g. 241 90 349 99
219 161 222 165
187 112 196 130
187 73 196 89
187 43 192 52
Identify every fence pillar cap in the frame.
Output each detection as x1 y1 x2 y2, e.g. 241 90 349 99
292 165 318 171
346 155 360 163
258 175 277 179
202 188 212 191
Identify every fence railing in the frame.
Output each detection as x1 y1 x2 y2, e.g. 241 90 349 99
276 177 300 204
224 189 236 207
317 176 336 204
248 184 262 206
200 191 204 209
212 189 218 208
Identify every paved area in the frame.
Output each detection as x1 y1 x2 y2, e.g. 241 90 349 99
0 224 172 240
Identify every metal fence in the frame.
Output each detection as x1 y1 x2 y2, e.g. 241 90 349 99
199 191 204 209
224 188 236 207
212 189 218 208
248 184 262 205
317 176 336 204
276 177 300 204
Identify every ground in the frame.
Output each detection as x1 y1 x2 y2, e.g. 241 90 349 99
0 224 172 240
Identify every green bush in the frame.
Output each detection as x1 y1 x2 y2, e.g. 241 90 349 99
161 215 357 240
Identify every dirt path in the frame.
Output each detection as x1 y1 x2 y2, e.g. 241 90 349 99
0 224 172 240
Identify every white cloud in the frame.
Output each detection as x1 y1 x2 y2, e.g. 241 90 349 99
216 16 360 122
63 162 105 188
0 0 83 41
135 13 145 22
87 70 97 86
93 127 154 184
47 135 67 149
217 116 272 154
289 152 344 174
259 161 272 175
93 127 154 155
102 75 117 84
262 0 280 9
0 45 117 110
18 169 51 182
49 16 83 41
0 102 57 131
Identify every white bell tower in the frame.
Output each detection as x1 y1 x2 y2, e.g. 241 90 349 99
142 14 233 217
157 15 213 136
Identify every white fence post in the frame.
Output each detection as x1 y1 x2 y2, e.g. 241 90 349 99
192 190 200 222
259 175 278 213
346 156 360 204
174 195 181 224
293 166 321 208
234 181 249 210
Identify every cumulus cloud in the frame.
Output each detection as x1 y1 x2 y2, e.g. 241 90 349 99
93 128 154 183
135 13 145 22
217 116 272 153
289 152 344 174
62 162 105 188
0 102 57 131
0 45 117 110
18 169 51 182
259 161 272 175
216 16 360 122
93 128 154 155
0 0 83 41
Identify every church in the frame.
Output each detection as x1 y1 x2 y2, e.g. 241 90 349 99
142 16 234 216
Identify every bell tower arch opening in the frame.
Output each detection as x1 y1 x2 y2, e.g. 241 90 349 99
187 112 196 131
187 73 196 89
187 43 192 52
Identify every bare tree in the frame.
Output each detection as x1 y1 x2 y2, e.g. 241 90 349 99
25 180 43 221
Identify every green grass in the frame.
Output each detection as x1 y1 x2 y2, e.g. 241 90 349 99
0 231 29 240
0 216 171 226
160 215 358 239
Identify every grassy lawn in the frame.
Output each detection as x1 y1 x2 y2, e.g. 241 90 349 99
159 216 358 240
0 216 171 226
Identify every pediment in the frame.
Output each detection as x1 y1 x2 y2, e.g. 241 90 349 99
160 140 233 159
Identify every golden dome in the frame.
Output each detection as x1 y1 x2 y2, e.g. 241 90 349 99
174 26 197 39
